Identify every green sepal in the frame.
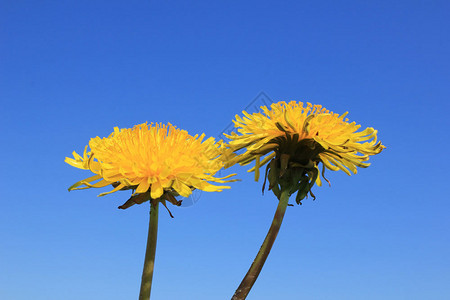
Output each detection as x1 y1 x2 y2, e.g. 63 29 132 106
118 191 151 209
295 179 310 204
271 182 282 200
279 154 290 177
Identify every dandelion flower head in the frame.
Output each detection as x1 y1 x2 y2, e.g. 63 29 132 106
65 123 234 205
225 101 384 203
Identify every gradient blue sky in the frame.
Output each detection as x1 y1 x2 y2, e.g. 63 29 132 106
1 1 449 299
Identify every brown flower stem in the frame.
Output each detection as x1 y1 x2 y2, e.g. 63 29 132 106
231 188 290 300
139 200 159 300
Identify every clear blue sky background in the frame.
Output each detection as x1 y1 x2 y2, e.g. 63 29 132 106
1 1 449 299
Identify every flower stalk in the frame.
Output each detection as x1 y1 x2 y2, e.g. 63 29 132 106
139 200 159 300
231 188 290 300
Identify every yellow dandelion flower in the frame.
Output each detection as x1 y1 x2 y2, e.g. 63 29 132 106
66 122 236 299
65 122 234 206
226 101 384 300
225 100 384 203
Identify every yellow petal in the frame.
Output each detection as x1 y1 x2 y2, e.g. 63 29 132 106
150 180 163 199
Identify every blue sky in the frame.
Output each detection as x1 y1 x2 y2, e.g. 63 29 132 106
1 1 449 299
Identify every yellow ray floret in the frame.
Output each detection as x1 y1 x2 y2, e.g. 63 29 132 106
66 122 234 199
225 101 384 183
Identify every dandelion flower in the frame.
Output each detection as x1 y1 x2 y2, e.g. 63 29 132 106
65 122 234 207
225 101 384 203
225 101 384 300
65 122 235 300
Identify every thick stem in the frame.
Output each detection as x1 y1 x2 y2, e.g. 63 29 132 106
231 189 290 300
139 200 159 300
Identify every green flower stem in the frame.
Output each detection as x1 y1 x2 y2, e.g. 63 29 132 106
231 188 290 300
139 200 159 300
